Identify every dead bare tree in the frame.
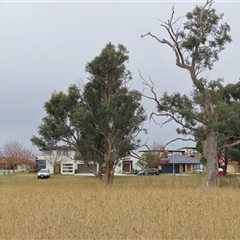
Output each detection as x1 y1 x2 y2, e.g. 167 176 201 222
0 141 35 173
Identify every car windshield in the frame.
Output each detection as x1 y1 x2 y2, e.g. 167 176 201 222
39 169 48 173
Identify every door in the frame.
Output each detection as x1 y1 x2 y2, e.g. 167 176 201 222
55 164 60 174
77 164 97 173
123 163 130 172
162 165 180 173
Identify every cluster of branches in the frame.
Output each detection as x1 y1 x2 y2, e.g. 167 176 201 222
0 141 35 173
141 0 239 184
31 42 147 185
136 142 165 169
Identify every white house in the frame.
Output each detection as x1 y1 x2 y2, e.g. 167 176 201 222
36 146 98 174
36 146 140 174
177 147 198 157
114 152 140 173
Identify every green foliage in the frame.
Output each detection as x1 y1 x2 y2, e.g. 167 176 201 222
31 42 147 182
150 2 236 149
137 152 159 169
178 4 232 70
142 1 236 185
162 150 168 157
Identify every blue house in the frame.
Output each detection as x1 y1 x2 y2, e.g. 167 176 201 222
160 154 204 174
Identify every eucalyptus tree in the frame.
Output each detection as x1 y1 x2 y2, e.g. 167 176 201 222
195 81 240 175
141 0 236 186
213 82 240 175
31 42 146 186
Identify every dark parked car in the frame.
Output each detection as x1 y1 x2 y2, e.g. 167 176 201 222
37 169 51 179
137 168 159 176
134 169 141 174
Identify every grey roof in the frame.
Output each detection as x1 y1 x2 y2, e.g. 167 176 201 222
39 145 73 151
168 154 200 164
177 147 197 150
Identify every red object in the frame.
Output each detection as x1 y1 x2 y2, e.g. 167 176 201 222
218 168 224 175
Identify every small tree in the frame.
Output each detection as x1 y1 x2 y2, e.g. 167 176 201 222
137 152 159 169
0 141 35 173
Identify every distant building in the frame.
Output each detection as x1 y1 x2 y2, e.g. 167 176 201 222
139 147 204 174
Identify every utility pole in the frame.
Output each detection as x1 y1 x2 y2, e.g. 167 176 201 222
172 144 175 175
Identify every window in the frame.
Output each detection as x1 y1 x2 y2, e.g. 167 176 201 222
37 160 46 171
62 163 74 173
194 164 204 172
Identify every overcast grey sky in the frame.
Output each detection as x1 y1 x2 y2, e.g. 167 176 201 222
1 1 240 154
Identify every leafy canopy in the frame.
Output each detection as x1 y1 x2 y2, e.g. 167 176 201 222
31 42 147 181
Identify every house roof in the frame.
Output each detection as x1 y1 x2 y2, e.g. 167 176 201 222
0 158 35 165
139 150 163 153
167 154 201 164
177 147 197 150
0 158 8 164
139 149 185 153
39 145 73 151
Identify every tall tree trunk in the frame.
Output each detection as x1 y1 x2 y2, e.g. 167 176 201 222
102 162 114 186
203 131 218 186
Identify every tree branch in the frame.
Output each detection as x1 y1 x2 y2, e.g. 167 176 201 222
218 140 240 153
140 71 208 126
164 137 196 149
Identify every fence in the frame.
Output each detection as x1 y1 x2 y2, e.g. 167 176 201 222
0 169 26 175
0 170 7 175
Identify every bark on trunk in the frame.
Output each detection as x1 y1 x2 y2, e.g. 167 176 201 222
203 131 218 186
102 163 114 186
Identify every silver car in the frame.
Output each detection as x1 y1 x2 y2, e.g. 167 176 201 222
37 169 51 179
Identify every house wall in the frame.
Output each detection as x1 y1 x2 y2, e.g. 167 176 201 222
37 148 100 174
187 164 193 173
179 165 183 174
37 149 76 174
227 163 239 174
178 148 198 157
16 165 27 172
114 156 140 173
38 149 148 174
176 164 204 174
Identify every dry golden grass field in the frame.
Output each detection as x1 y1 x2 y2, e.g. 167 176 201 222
0 173 240 240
